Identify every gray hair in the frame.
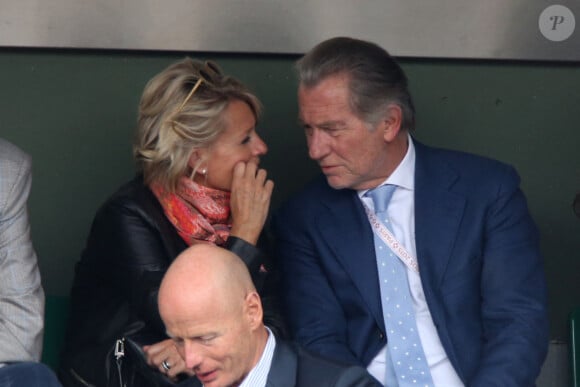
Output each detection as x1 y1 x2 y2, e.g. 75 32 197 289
134 58 261 192
296 37 415 130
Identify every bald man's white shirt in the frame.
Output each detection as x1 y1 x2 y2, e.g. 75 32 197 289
237 328 275 387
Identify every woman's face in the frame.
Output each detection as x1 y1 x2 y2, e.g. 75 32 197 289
192 99 268 191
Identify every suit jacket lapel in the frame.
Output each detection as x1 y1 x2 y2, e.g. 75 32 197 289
314 187 385 330
266 340 297 387
304 138 469 335
414 141 466 290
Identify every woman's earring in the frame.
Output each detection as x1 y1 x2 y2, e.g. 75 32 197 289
200 168 207 175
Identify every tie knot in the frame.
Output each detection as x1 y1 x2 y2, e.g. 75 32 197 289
366 184 396 214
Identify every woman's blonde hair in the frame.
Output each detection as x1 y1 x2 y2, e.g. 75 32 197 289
134 58 261 192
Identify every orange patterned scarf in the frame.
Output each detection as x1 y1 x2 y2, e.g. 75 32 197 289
150 177 231 246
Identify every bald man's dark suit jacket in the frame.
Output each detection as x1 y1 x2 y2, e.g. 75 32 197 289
267 340 379 387
272 139 549 387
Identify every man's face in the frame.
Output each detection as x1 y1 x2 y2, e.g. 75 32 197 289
298 73 390 190
165 296 258 387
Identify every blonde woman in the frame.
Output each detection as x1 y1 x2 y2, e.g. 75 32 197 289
59 58 283 387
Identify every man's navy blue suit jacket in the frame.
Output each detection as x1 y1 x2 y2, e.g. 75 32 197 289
272 139 549 386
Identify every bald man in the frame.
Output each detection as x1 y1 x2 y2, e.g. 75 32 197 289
158 244 380 387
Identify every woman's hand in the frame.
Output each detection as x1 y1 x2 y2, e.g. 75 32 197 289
229 161 274 245
143 339 195 380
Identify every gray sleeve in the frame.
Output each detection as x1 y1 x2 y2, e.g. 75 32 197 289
0 146 45 362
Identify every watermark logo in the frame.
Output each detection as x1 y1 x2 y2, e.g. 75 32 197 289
539 5 575 42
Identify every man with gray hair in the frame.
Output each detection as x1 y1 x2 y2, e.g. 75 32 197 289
272 37 548 386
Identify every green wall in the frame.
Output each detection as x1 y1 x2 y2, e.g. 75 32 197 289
1 48 578 341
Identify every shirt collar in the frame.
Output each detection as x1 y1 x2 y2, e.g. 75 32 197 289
358 133 416 198
237 327 276 387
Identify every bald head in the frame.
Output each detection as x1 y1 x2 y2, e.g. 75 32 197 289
158 244 268 385
159 244 257 321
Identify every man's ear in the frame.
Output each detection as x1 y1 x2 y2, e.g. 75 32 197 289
381 104 403 143
244 291 263 330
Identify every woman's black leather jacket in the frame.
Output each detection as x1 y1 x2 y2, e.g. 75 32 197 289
58 176 283 386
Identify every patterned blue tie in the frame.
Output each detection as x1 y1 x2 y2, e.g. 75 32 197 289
366 185 433 387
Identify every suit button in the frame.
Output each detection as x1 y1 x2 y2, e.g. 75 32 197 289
378 331 385 340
